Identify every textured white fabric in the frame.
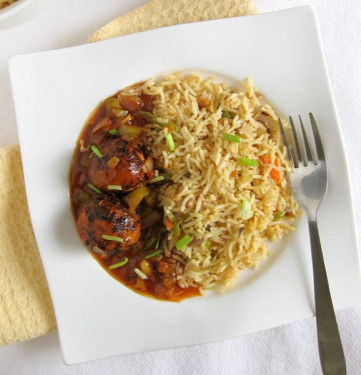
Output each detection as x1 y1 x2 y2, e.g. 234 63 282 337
0 0 360 374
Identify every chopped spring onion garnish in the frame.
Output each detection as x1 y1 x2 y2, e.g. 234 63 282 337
109 129 120 135
108 257 129 270
165 132 175 151
239 157 259 167
155 233 161 249
274 211 285 221
222 133 240 143
144 237 156 250
205 241 211 249
149 175 165 184
101 234 124 243
144 249 163 259
107 185 123 190
240 200 252 220
134 267 148 280
91 145 103 158
86 182 102 194
164 206 175 222
174 222 181 239
222 111 235 119
176 234 193 251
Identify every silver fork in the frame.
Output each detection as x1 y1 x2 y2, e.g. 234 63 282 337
279 113 346 375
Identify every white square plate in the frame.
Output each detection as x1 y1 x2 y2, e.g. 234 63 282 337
9 6 361 365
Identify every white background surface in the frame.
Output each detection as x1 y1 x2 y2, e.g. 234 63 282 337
0 0 360 374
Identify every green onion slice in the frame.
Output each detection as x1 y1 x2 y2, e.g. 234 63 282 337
144 249 163 259
164 206 175 222
91 145 103 158
109 129 120 135
222 111 235 119
176 234 193 251
144 237 156 250
101 234 124 243
165 132 175 151
108 258 129 270
205 241 211 249
274 211 285 221
155 233 161 249
148 173 172 184
86 182 102 194
222 133 240 143
149 175 165 184
134 267 148 280
240 200 252 220
107 185 123 190
239 157 259 167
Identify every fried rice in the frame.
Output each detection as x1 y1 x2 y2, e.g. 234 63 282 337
130 72 300 292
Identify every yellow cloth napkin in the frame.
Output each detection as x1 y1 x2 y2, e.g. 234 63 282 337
0 0 257 347
0 145 56 346
88 0 257 42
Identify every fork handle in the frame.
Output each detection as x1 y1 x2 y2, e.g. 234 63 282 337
308 219 347 375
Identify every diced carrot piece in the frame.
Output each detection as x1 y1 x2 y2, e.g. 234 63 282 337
260 155 271 164
270 169 282 184
165 217 173 230
261 155 282 183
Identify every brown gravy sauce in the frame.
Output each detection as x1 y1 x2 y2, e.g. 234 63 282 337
69 87 200 302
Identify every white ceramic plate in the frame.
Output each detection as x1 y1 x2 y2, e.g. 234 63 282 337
9 6 361 365
0 0 51 29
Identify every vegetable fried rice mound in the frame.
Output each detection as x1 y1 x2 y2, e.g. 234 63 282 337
127 72 300 292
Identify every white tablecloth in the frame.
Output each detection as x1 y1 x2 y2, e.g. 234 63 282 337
1 0 360 374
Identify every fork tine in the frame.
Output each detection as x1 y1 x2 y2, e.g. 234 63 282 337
309 113 325 162
289 116 302 163
279 118 298 168
290 116 308 167
299 115 315 164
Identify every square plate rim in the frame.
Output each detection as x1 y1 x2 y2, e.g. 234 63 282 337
8 5 361 364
